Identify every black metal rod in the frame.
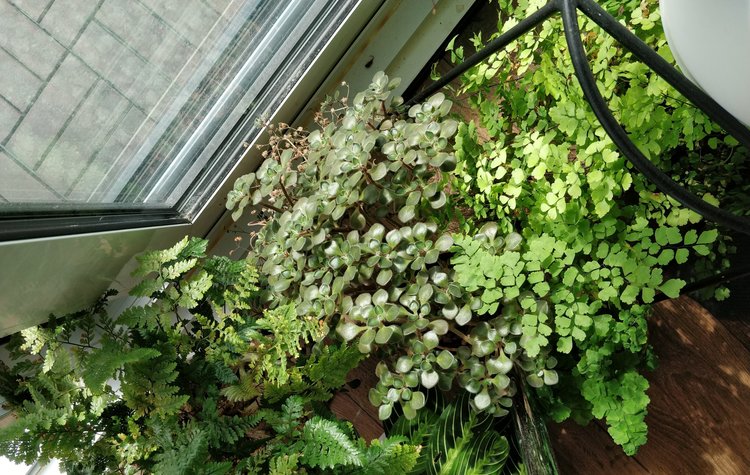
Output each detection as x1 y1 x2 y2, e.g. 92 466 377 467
405 0 560 106
576 0 750 150
560 0 750 235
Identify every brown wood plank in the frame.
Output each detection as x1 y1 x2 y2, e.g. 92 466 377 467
330 357 383 441
720 317 750 354
550 297 750 474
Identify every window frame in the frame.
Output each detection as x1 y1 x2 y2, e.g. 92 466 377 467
0 0 476 338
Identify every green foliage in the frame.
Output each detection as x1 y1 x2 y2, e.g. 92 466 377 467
0 237 414 474
228 73 563 434
389 394 510 475
297 416 362 469
444 0 742 454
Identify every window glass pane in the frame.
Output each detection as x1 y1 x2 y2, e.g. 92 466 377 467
0 0 351 210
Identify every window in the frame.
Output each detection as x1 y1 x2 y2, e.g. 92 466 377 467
0 0 473 336
0 0 361 225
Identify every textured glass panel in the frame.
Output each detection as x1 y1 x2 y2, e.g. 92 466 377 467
0 0 349 210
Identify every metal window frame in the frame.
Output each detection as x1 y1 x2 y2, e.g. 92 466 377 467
0 0 475 337
0 0 373 243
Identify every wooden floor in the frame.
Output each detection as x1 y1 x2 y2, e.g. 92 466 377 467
330 357 384 441
550 297 750 474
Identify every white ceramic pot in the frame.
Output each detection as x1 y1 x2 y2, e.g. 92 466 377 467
660 0 750 125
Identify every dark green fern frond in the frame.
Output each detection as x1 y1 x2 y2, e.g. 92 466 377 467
349 436 420 475
297 416 361 470
152 425 210 475
304 344 364 391
197 397 261 449
260 396 306 436
268 453 303 475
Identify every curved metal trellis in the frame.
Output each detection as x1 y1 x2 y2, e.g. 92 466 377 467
407 0 750 236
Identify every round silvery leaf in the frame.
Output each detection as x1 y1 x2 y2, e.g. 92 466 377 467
424 249 440 265
439 155 456 172
433 95 451 115
304 286 319 300
336 322 363 341
417 284 433 303
384 304 400 322
402 403 417 420
362 184 380 205
491 374 511 390
464 379 481 394
386 388 400 403
369 387 384 406
543 369 559 386
434 234 454 252
429 152 447 168
404 372 419 387
427 92 445 109
526 373 544 388
369 223 386 241
410 256 425 271
430 270 450 288
360 328 376 346
474 389 492 411
375 326 395 344
472 340 496 358
323 299 335 316
429 319 449 335
410 391 426 410
505 232 523 251
358 340 373 354
422 330 439 350
376 269 392 287
442 303 458 320
420 370 439 389
411 340 426 354
413 222 428 240
485 358 505 376
272 279 291 292
394 356 414 374
479 222 499 240
432 282 449 298
378 255 392 269
385 229 402 248
378 403 393 421
436 350 455 370
372 288 388 306
406 190 422 206
366 255 380 268
398 205 416 223
456 306 472 326
332 277 345 296
311 228 327 246
355 293 372 306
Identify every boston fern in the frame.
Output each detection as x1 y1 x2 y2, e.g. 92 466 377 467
442 0 740 455
0 237 419 474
